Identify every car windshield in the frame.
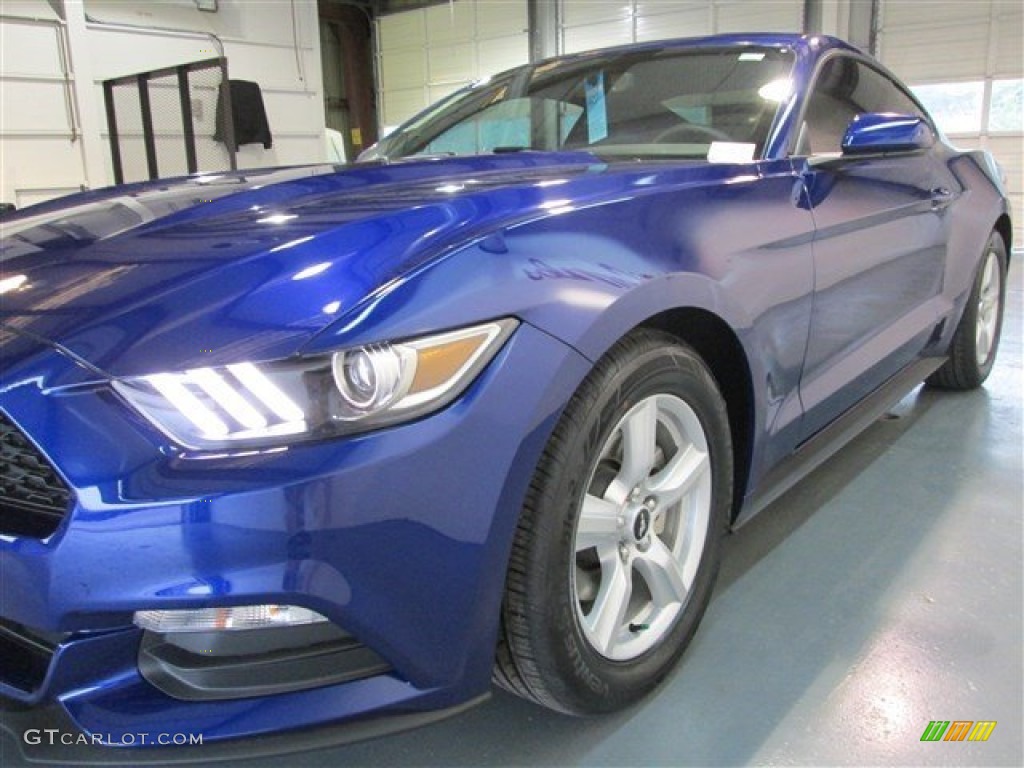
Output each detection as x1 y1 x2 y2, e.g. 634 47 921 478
367 45 796 163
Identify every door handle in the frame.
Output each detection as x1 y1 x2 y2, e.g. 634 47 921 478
931 187 954 209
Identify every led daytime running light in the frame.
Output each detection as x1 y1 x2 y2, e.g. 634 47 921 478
114 318 518 450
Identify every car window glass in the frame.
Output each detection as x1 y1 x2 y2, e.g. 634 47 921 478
798 56 927 155
556 53 785 149
376 77 515 158
425 98 583 155
385 47 794 162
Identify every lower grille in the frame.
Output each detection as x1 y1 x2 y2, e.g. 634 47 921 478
0 619 57 694
139 623 392 701
0 413 72 538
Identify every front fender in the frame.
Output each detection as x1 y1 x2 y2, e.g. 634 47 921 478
302 165 814 495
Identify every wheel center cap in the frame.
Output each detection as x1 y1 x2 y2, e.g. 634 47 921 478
632 508 651 542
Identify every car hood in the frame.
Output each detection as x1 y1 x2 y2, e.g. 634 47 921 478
0 152 716 378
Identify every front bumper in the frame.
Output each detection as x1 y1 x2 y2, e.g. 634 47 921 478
0 322 590 747
1 693 490 763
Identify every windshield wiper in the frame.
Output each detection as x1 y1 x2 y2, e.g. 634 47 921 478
491 146 532 154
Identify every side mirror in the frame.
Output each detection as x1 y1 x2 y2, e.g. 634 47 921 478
841 113 934 155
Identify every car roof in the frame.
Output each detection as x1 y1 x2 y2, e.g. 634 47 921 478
532 33 861 69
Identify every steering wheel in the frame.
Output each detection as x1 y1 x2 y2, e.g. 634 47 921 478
652 122 733 144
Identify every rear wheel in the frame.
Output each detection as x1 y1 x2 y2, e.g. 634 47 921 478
494 329 732 714
928 231 1007 390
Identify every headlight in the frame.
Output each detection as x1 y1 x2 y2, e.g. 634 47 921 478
113 319 517 450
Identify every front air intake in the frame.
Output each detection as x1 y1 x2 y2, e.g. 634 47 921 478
0 412 73 538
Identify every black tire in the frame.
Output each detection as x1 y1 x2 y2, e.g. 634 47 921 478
928 231 1008 390
494 329 732 714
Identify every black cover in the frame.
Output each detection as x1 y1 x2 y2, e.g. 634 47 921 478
215 79 273 149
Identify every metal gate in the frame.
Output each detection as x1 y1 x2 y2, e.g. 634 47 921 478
103 57 236 184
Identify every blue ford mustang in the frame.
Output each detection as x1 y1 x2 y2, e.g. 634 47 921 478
0 33 1012 756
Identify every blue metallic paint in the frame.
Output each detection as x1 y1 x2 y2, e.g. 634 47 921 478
797 143 956 436
841 113 935 154
0 33 1011 747
1 322 591 738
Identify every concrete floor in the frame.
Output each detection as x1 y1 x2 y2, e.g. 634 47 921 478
5 261 1021 767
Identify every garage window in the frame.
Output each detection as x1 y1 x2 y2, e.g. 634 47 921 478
989 79 1023 132
910 82 985 135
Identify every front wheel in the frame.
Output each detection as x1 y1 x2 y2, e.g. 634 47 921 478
928 231 1008 390
494 329 733 714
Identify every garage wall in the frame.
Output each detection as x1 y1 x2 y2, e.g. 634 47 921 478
877 0 1023 246
561 0 803 53
375 0 805 132
376 0 528 132
0 2 86 207
0 0 326 208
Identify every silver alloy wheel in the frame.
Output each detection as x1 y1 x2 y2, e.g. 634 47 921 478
572 394 712 661
975 249 1002 366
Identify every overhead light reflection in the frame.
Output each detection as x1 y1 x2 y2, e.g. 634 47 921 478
292 261 331 280
559 288 614 310
758 79 793 102
271 235 315 254
0 274 28 294
540 199 575 215
257 214 298 225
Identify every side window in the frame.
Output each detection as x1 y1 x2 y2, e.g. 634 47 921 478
859 65 928 119
798 56 927 155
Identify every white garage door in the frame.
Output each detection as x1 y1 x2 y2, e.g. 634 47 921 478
878 0 1023 246
561 0 803 54
375 0 804 133
376 0 528 132
0 7 88 207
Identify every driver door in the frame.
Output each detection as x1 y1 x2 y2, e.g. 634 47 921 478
796 54 958 439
